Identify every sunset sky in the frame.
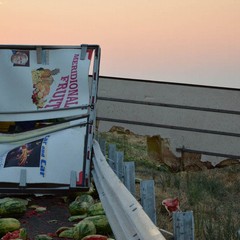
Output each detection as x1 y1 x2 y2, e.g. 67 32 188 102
0 0 240 88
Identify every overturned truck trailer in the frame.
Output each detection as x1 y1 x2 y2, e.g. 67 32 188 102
0 44 101 193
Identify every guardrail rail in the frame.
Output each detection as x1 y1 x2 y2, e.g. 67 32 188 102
92 140 165 240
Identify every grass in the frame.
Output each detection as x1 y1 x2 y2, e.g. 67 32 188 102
97 130 240 240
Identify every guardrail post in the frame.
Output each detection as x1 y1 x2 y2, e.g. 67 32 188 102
140 179 157 224
99 138 106 156
173 211 194 240
108 144 116 170
115 151 124 181
123 161 136 196
237 229 240 240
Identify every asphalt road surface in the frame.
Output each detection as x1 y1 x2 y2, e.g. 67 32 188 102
19 195 73 239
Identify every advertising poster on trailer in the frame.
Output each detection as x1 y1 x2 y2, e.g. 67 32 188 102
0 48 93 120
0 127 86 185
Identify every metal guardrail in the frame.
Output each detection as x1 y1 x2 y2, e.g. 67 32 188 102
92 140 165 240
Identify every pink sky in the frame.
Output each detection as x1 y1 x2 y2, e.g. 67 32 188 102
0 0 240 88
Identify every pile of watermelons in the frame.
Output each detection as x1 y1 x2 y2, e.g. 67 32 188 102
0 188 115 240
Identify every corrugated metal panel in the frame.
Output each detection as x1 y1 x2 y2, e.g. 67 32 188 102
96 77 240 165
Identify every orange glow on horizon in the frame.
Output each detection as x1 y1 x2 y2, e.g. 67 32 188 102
0 0 240 87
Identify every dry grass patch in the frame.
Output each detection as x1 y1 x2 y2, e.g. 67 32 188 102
98 129 240 240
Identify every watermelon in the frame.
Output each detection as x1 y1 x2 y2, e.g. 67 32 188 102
68 213 88 222
73 184 97 198
81 235 108 240
19 228 27 240
76 194 95 205
87 202 105 216
3 198 28 206
1 228 27 240
0 198 27 217
84 215 112 234
0 218 21 237
34 234 53 240
56 226 72 236
69 201 90 216
59 228 74 238
73 220 96 240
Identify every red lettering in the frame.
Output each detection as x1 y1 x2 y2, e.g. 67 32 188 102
52 90 66 98
64 101 78 108
61 75 69 82
68 89 78 96
44 101 61 109
69 83 78 89
56 83 68 91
